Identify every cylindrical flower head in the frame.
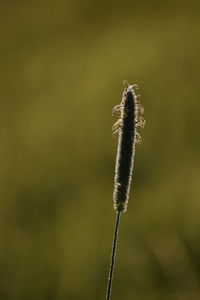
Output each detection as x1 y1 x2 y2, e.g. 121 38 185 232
113 84 144 213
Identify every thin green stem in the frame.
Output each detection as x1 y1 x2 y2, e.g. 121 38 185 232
106 212 121 300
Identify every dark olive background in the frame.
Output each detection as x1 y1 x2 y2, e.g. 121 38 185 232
1 1 200 299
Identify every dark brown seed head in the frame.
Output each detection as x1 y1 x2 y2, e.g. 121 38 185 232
113 83 144 213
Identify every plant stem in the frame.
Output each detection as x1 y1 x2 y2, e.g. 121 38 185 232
106 212 121 300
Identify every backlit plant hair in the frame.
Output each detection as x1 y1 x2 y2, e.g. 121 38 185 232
106 81 145 300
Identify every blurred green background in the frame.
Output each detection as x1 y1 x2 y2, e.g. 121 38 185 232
1 0 200 299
